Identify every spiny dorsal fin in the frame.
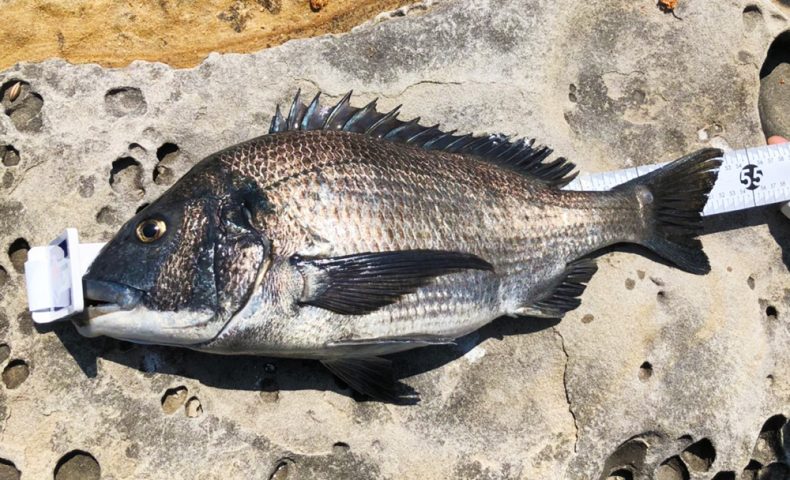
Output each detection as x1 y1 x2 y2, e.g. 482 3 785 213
268 90 577 187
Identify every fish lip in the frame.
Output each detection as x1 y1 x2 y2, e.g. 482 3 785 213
83 278 143 311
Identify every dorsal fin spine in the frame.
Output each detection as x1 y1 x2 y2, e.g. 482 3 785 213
323 91 353 130
268 91 577 186
302 93 321 130
286 89 301 130
344 99 378 131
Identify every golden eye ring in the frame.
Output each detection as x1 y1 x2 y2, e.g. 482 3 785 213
135 219 167 243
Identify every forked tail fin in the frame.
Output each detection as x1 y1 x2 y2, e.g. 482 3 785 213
614 148 722 274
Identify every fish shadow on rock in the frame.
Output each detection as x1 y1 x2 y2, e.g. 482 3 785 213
704 207 790 271
35 313 560 404
590 207 790 272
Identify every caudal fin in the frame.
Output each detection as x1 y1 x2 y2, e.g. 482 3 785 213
614 148 722 274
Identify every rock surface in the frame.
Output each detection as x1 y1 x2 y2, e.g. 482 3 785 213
1 0 789 478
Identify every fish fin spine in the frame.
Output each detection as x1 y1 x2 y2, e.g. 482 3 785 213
269 91 577 186
614 148 722 274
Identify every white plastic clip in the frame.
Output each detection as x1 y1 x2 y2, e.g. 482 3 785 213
24 229 106 323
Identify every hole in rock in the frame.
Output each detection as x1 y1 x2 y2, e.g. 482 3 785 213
0 457 20 480
710 472 735 480
153 143 180 185
185 396 203 418
2 359 29 389
743 5 764 31
638 362 653 381
332 442 350 454
156 142 180 162
765 305 778 318
747 275 755 289
109 156 143 194
606 469 633 480
0 266 8 289
681 438 716 472
54 450 100 480
1 145 19 167
655 455 689 480
259 377 280 403
105 87 147 117
2 80 44 133
7 238 29 273
161 385 188 414
760 414 787 434
269 458 293 480
601 437 647 480
0 344 9 364
744 459 762 471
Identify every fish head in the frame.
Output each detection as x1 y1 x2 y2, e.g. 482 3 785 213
77 160 271 346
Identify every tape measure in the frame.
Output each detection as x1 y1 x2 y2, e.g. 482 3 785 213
24 143 790 324
563 142 790 216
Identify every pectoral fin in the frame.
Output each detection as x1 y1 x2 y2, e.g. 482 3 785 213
292 250 493 315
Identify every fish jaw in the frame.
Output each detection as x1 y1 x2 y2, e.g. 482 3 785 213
79 278 223 345
74 305 221 345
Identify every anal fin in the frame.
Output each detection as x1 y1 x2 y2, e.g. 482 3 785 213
514 258 598 318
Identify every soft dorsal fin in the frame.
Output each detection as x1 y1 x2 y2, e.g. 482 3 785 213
269 90 578 187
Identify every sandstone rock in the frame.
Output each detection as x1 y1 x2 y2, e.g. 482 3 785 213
0 0 788 478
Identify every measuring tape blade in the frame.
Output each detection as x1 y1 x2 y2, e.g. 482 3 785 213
563 143 790 216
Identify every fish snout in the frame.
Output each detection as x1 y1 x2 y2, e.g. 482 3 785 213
83 278 142 310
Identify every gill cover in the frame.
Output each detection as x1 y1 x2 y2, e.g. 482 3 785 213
79 160 271 345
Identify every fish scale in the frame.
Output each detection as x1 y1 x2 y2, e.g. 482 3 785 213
208 130 645 347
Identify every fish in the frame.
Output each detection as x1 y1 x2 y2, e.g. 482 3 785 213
78 91 722 401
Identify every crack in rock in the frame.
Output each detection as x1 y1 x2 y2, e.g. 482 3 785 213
554 326 579 453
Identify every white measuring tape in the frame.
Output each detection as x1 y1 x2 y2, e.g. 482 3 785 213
563 143 790 217
24 143 790 324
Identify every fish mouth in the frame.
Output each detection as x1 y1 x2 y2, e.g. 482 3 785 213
83 278 143 317
76 278 222 346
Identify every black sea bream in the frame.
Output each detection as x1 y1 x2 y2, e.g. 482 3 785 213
79 92 721 400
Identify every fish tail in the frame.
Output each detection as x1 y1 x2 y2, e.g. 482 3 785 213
614 148 722 274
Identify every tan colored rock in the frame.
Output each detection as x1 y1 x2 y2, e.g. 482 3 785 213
0 0 414 70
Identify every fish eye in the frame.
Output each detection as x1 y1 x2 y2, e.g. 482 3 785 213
135 218 167 243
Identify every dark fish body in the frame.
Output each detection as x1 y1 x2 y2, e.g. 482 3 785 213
79 93 721 400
